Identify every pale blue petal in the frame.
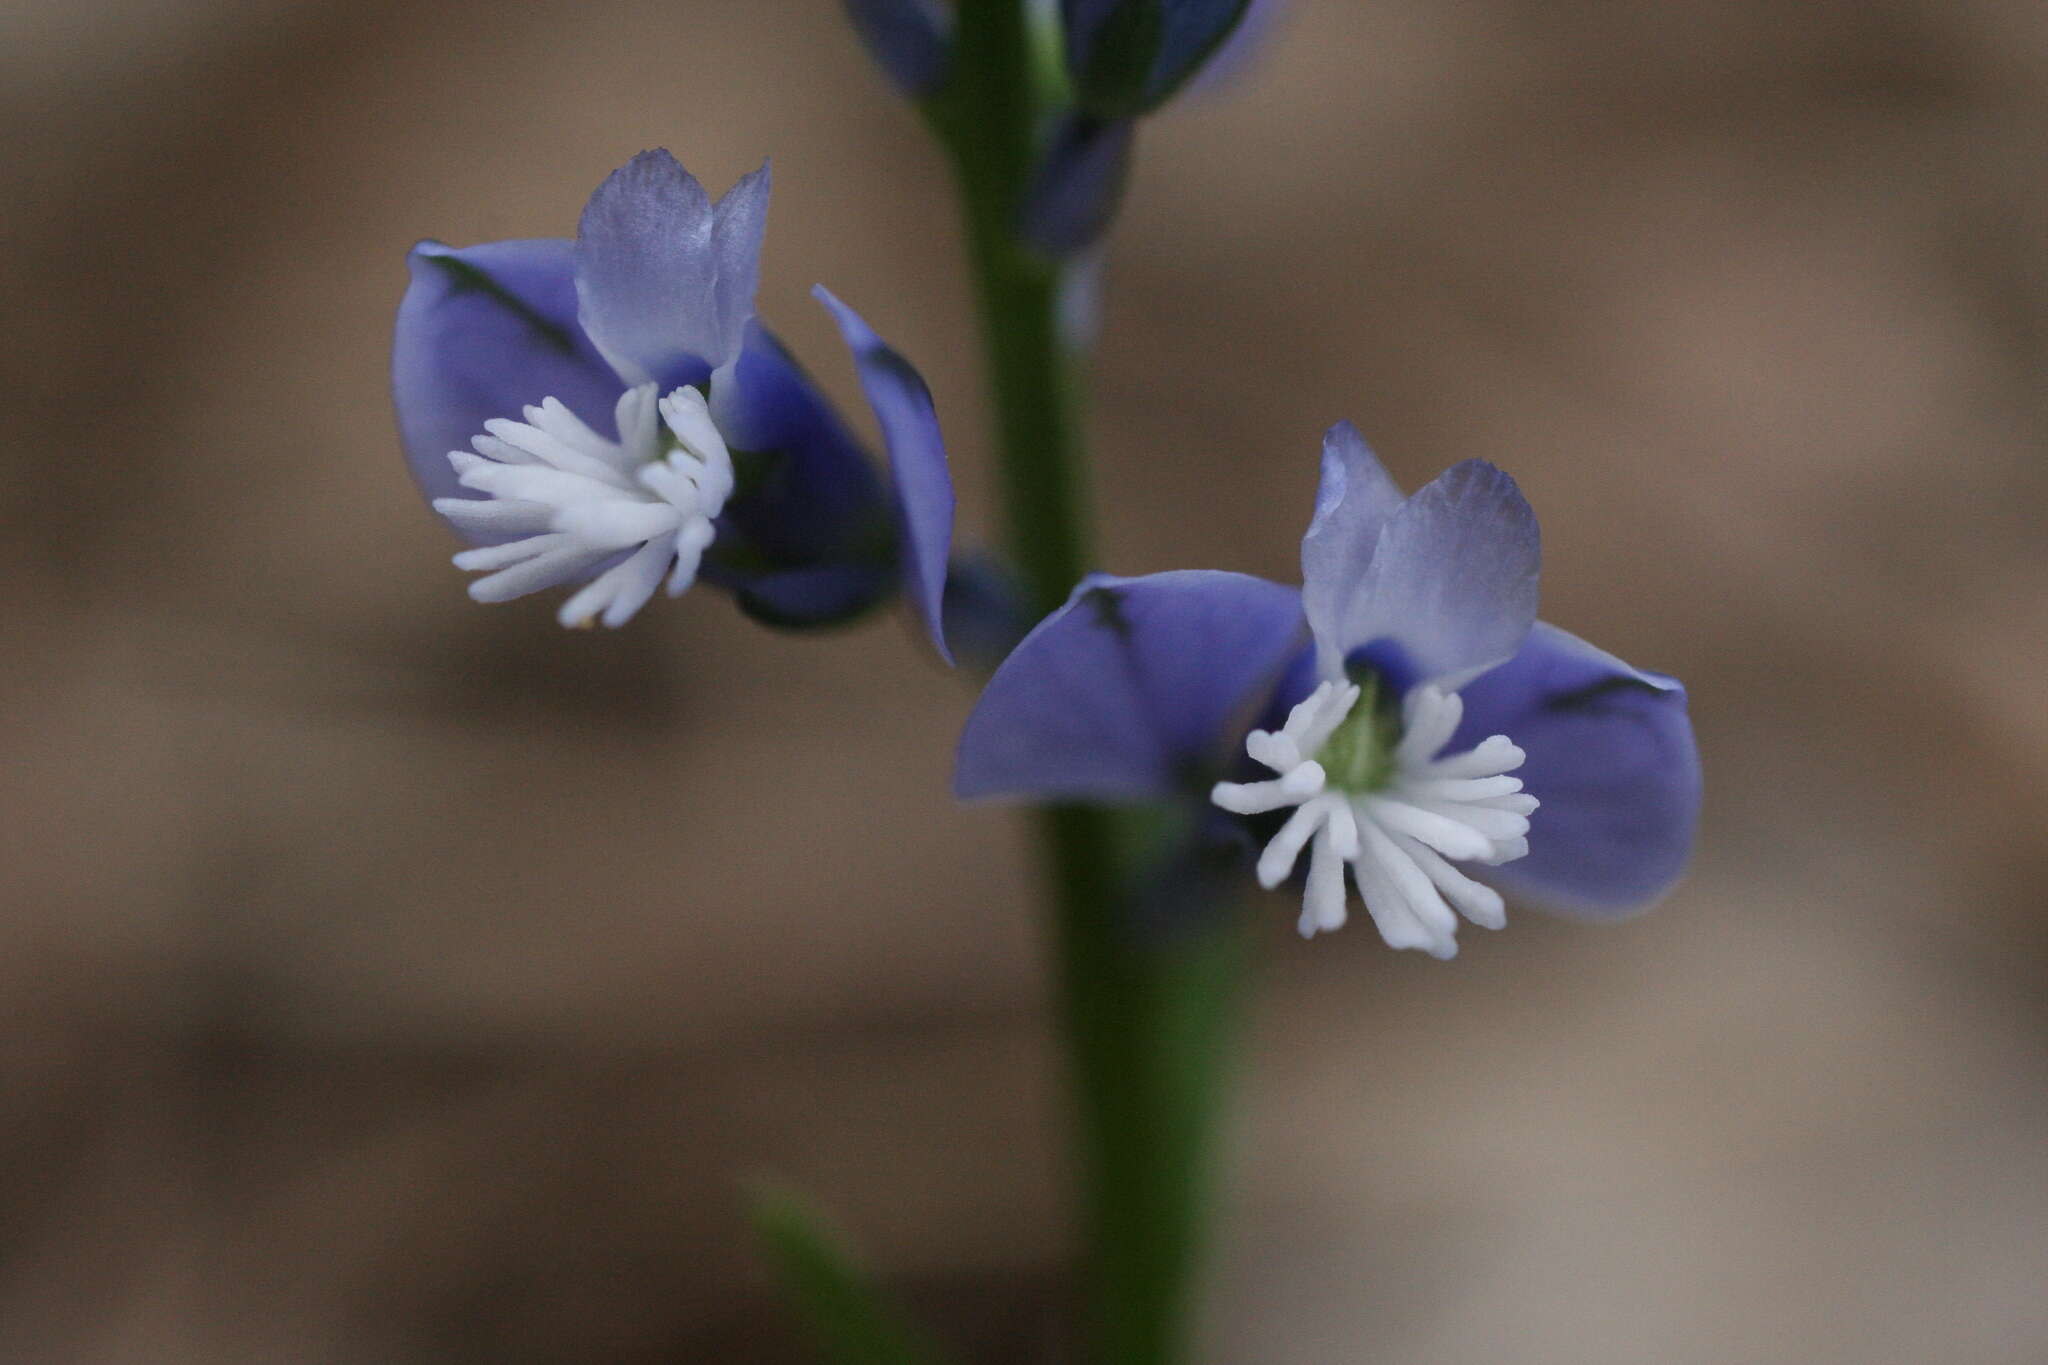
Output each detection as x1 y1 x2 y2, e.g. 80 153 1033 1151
1334 460 1540 689
709 162 772 364
1298 421 1407 676
574 151 766 384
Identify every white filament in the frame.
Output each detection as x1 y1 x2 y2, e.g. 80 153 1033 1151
433 383 734 628
1212 680 1536 957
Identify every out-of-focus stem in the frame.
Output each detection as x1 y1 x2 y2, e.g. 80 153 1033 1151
929 0 1089 617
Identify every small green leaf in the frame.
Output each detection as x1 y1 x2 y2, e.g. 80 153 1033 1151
746 1183 953 1365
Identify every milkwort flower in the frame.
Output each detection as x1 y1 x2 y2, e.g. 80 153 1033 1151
841 0 952 97
956 425 1700 956
1021 1 1279 255
393 151 955 653
1061 0 1268 117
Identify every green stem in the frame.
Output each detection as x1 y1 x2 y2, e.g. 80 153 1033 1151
928 7 1246 1362
928 0 1089 617
1041 805 1249 1365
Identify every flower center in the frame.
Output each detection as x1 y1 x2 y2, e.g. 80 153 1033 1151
1311 671 1401 793
432 383 735 628
1211 675 1539 956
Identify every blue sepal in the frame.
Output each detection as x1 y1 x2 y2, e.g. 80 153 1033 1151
1019 114 1136 258
1062 0 1255 117
841 0 953 96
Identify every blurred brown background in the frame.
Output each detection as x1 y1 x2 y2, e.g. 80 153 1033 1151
3 0 2046 1360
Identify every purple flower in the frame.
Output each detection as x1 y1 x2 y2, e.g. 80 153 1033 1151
393 151 955 654
956 424 1700 956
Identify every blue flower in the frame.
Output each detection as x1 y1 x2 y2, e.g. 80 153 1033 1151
841 0 953 97
956 424 1700 956
1062 0 1265 116
393 150 955 654
1021 1 1280 255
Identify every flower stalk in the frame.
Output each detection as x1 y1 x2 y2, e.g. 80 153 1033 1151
927 4 1246 1362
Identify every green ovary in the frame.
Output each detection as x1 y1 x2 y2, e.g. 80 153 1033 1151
1317 672 1404 794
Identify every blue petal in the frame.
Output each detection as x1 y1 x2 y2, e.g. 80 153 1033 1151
813 287 956 660
392 238 622 529
842 0 952 95
722 563 894 629
1299 421 1407 676
711 167 772 352
1019 114 1135 258
956 571 1305 801
1321 459 1541 690
574 151 768 384
1453 623 1701 917
711 321 888 564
